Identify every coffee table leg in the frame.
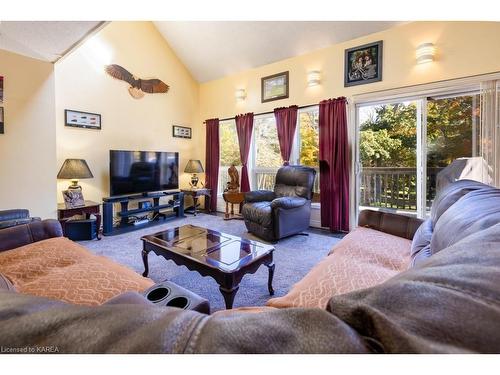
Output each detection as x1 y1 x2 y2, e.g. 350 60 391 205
219 285 239 309
142 249 150 277
267 262 275 296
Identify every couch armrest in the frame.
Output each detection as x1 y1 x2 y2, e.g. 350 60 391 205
271 196 307 210
358 210 423 240
0 209 30 221
0 219 63 253
245 190 276 203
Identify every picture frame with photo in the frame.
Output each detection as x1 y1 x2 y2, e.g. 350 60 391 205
344 41 383 87
261 71 289 103
62 188 85 209
65 109 102 130
172 125 192 139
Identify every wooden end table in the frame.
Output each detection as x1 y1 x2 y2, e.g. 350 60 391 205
57 200 101 240
181 188 211 216
222 191 245 220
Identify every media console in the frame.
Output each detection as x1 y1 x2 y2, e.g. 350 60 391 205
102 190 185 236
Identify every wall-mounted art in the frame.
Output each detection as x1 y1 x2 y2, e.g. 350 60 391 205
0 76 4 104
0 107 4 134
344 40 383 87
261 71 289 103
104 64 170 99
65 109 102 130
173 125 192 139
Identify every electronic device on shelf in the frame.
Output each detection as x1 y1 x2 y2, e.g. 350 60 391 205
109 150 179 196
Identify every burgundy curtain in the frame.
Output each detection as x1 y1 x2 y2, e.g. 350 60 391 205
235 113 254 192
319 97 350 232
205 118 220 211
274 105 298 165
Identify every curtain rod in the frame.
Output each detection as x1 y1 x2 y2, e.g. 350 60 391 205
203 103 320 124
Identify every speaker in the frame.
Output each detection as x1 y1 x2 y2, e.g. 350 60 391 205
64 219 97 241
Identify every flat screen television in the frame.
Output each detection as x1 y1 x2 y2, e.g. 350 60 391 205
110 150 179 196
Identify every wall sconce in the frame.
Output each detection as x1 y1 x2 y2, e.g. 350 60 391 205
235 88 246 101
416 43 436 64
307 70 321 86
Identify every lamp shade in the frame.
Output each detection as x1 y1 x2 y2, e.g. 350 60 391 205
57 159 94 179
184 159 204 174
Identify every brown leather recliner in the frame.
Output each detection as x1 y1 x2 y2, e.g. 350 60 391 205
242 165 316 242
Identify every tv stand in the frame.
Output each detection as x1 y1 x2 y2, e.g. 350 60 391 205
102 191 184 236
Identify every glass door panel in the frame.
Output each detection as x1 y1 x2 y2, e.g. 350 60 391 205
425 93 480 212
358 101 418 216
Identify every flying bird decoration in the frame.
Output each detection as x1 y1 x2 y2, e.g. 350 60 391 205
104 64 170 99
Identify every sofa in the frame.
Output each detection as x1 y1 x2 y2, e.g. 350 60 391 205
0 219 154 305
242 165 316 242
267 179 498 309
0 209 40 230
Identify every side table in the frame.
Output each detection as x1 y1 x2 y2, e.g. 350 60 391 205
181 188 212 216
222 192 245 220
57 200 101 240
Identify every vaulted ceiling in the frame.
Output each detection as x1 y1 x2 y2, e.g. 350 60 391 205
0 21 104 62
153 21 404 82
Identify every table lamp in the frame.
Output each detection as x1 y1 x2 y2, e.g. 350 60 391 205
184 159 204 187
57 159 94 191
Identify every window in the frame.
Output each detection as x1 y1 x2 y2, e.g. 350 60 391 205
218 119 239 194
297 107 320 202
252 114 282 191
356 88 483 218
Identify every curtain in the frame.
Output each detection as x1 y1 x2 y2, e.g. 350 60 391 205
235 113 254 192
205 118 220 211
319 97 350 232
480 80 500 187
274 106 298 165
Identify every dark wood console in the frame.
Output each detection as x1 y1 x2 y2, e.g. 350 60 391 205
102 191 184 236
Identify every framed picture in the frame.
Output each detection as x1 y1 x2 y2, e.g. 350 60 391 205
0 76 4 104
344 41 383 87
65 109 102 130
0 107 4 134
261 71 289 103
62 188 85 208
173 125 192 139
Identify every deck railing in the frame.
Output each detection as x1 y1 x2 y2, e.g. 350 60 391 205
218 166 443 210
360 167 444 210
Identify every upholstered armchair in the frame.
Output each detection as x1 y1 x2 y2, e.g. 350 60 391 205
242 165 316 242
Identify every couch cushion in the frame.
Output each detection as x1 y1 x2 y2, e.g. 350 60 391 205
410 219 433 267
242 201 272 227
266 227 411 309
431 186 500 254
0 237 154 306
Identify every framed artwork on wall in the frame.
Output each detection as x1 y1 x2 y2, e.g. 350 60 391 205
173 125 192 139
0 107 4 134
344 40 383 87
261 71 289 103
65 109 102 130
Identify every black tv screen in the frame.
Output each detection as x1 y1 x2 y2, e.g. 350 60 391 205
110 150 179 196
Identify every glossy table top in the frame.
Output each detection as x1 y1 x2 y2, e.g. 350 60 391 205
141 225 274 272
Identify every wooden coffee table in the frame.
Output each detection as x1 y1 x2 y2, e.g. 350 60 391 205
141 225 275 309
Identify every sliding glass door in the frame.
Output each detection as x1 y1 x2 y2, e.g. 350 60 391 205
356 89 481 218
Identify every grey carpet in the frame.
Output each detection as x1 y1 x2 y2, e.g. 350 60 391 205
81 213 343 311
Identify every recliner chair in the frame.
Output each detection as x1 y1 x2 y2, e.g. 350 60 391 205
0 209 40 230
242 165 316 242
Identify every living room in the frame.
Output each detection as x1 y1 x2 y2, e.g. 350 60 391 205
1 0 500 371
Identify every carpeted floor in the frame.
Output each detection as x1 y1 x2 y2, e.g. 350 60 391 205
81 213 343 311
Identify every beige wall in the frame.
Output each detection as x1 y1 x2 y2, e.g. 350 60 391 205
200 22 500 120
0 49 56 218
55 21 201 204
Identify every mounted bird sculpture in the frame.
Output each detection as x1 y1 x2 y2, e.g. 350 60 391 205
104 64 170 99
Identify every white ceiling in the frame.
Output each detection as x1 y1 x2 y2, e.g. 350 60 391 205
0 21 103 62
154 21 404 82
